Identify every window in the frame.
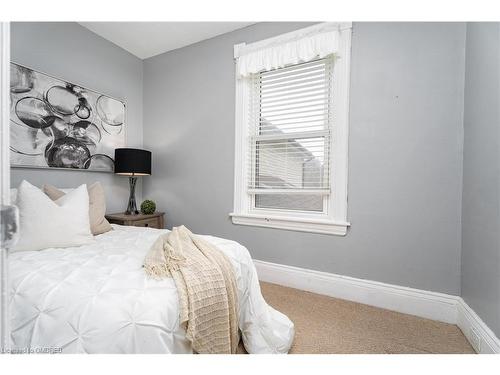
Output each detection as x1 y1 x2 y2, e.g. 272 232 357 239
231 23 352 235
250 58 332 213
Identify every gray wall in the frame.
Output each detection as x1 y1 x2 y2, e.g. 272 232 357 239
10 22 499 331
143 22 466 295
10 22 144 212
461 23 500 336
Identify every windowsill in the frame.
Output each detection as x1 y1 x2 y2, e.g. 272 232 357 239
229 213 350 236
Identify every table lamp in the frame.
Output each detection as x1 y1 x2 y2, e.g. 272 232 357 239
114 148 151 215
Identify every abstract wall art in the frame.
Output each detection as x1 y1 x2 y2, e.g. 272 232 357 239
9 63 126 172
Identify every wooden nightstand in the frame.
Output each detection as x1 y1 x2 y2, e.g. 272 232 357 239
105 212 165 229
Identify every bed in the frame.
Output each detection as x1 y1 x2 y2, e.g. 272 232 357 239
9 224 294 353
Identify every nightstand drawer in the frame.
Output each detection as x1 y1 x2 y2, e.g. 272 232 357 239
132 218 160 229
105 212 165 229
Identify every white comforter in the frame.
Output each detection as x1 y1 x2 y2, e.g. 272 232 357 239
9 225 294 354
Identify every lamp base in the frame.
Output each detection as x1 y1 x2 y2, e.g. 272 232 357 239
125 176 139 215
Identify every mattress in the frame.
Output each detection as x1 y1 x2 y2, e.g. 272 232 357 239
9 225 294 353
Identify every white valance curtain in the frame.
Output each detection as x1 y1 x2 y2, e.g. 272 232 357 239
234 23 344 78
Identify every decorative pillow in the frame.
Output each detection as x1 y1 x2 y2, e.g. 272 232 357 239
11 181 94 252
10 187 70 204
43 182 112 235
10 188 17 204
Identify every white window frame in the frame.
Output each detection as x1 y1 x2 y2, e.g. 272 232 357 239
230 22 352 236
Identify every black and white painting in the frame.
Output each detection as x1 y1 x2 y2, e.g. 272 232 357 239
10 63 125 172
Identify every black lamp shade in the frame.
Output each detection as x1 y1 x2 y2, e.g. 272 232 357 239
114 148 151 176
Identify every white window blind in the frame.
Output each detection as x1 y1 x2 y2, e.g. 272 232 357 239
248 57 333 212
231 22 351 235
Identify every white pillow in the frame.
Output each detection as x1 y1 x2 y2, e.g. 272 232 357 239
10 188 17 204
11 181 94 252
10 187 71 204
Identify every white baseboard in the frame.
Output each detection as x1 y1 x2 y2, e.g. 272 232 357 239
254 260 459 323
456 298 500 354
253 259 500 354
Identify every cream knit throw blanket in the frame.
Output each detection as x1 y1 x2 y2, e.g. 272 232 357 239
143 226 239 354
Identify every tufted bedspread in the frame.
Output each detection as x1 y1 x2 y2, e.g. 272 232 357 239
9 225 294 354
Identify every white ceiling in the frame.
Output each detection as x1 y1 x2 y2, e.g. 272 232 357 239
79 22 255 59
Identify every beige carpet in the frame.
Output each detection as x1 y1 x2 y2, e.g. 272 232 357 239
239 282 475 354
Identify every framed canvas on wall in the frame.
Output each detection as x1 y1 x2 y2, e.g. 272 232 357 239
9 62 126 172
